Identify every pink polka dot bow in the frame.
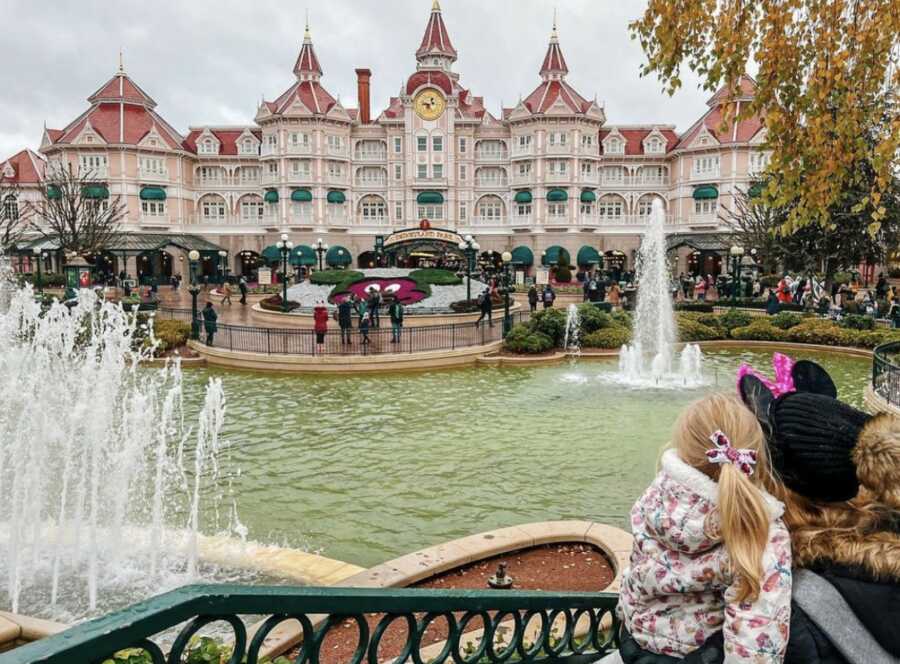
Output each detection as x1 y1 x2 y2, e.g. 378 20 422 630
706 430 758 477
736 352 796 398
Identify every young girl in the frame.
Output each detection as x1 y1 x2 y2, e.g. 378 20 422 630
617 393 792 663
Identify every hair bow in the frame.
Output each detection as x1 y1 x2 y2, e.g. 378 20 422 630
706 430 758 477
736 352 795 398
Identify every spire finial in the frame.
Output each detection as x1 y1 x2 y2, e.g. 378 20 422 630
304 9 311 41
432 0 441 11
118 47 124 73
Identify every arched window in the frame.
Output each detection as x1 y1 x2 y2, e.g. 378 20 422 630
200 196 226 221
638 194 665 217
199 138 217 155
359 195 387 222
476 196 505 223
645 137 664 154
240 196 264 222
239 138 256 156
598 195 625 220
2 194 18 221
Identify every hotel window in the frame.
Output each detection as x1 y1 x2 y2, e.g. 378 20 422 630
580 202 595 217
548 132 567 146
605 137 624 155
140 157 165 174
581 134 594 148
517 135 533 151
645 137 664 154
598 197 624 218
516 203 532 217
199 139 217 155
548 160 567 176
432 164 443 179
417 204 444 220
240 167 260 184
547 202 566 217
3 195 18 221
693 155 720 177
360 196 387 221
239 138 257 155
393 136 402 153
603 166 624 183
267 162 279 177
432 135 443 152
199 166 223 182
291 160 311 177
476 197 503 222
417 136 428 151
79 154 107 174
292 201 311 219
580 163 593 178
394 164 402 180
201 199 226 220
694 198 717 215
327 162 343 178
326 135 343 152
240 198 264 221
641 166 665 184
458 137 467 153
750 151 770 173
290 132 310 148
417 164 428 179
459 165 467 181
141 200 166 217
517 162 531 177
395 202 403 221
458 202 467 221
638 197 660 216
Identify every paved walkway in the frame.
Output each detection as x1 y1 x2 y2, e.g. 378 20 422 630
157 286 282 326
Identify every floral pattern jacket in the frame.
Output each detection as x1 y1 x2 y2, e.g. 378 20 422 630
618 450 793 663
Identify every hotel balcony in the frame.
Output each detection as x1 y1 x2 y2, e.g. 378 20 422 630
579 173 600 185
326 174 349 187
236 176 262 187
545 143 572 155
600 177 626 187
357 215 390 226
138 168 169 182
578 146 601 158
472 215 506 226
475 177 508 189
355 177 387 189
545 172 571 184
512 145 535 158
261 173 281 186
79 166 109 179
326 146 349 158
579 215 601 227
475 150 508 162
512 174 533 186
413 176 448 188
260 145 279 157
689 214 719 226
263 212 281 225
286 143 313 156
545 213 569 226
198 176 230 188
355 149 387 162
326 211 350 227
287 172 314 185
511 214 533 226
691 171 720 181
198 214 230 225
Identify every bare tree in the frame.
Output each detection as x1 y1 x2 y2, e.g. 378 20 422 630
718 186 787 275
0 176 27 253
25 163 125 257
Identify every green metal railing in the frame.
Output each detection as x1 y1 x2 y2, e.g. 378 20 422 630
3 585 620 664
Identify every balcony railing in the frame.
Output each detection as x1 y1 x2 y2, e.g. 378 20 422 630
512 174 533 185
545 143 571 155
287 171 314 184
355 149 387 161
78 166 109 178
579 173 600 185
239 214 266 225
546 172 570 183
260 144 278 157
355 177 387 188
197 176 229 187
357 215 390 225
475 150 508 162
286 143 313 155
236 176 261 187
138 168 168 181
512 213 533 226
261 173 281 185
327 145 349 157
691 170 720 181
326 174 349 186
476 178 508 189
472 215 506 225
512 145 535 157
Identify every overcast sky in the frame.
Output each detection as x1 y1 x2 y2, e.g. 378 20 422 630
0 0 715 159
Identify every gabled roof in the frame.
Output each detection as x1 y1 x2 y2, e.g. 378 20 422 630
416 0 457 62
87 70 157 108
1 149 46 184
599 127 679 155
293 24 323 77
706 74 758 107
183 128 262 155
675 79 763 150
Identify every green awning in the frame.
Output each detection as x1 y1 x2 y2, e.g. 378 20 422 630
577 246 601 266
510 246 534 266
547 188 568 202
326 245 351 267
82 185 109 199
748 182 763 198
327 190 346 204
47 185 61 200
264 190 279 203
291 244 316 266
542 245 570 266
140 186 166 201
580 190 597 203
693 185 719 200
261 245 283 264
513 191 533 204
416 191 444 205
291 189 313 202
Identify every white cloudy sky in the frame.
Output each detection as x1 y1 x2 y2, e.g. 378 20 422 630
0 0 715 158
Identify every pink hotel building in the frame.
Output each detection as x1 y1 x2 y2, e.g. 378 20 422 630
1 1 770 279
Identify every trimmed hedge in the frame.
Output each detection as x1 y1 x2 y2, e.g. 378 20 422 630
530 308 568 346
770 312 806 330
152 319 191 353
409 269 462 286
310 270 363 285
582 326 631 349
577 304 614 335
841 314 875 331
718 309 754 332
674 302 715 313
677 317 724 342
504 324 554 354
731 320 790 342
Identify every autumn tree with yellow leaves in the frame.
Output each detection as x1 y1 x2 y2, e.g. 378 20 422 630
631 0 899 237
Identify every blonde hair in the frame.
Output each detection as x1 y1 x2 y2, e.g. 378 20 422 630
671 393 774 603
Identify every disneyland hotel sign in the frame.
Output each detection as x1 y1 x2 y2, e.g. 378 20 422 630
383 229 464 248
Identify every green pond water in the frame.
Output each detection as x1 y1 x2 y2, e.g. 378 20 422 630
181 349 870 568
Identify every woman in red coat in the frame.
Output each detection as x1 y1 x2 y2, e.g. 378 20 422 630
313 300 328 350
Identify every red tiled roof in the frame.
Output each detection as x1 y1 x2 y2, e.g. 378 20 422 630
183 129 262 155
706 74 758 107
266 79 338 117
598 128 678 155
87 72 157 108
293 38 322 77
406 70 453 96
56 102 183 149
380 96 405 120
45 129 64 143
675 101 762 149
1 149 45 184
522 80 590 115
416 5 457 60
540 40 568 76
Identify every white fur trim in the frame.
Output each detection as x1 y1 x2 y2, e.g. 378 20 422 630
661 449 785 519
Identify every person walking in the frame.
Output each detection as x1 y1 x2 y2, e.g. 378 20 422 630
338 297 353 344
476 288 493 327
313 300 328 351
221 281 233 305
527 283 538 313
202 302 218 346
607 282 621 308
542 284 556 309
695 275 707 301
389 299 404 344
238 276 248 305
766 289 781 315
368 289 381 328
358 309 371 345
875 272 887 300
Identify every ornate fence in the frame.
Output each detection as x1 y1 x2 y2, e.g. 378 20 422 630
5 585 621 664
872 341 900 407
156 308 529 356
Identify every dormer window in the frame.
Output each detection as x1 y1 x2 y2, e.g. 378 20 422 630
605 138 624 155
239 138 257 155
199 139 217 155
645 137 664 154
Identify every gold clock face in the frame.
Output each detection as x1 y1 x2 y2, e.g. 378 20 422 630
414 88 446 121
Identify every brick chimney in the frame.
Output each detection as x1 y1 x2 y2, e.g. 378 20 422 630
355 68 371 124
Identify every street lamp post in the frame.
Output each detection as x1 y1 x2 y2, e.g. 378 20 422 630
457 234 480 304
217 250 227 285
730 245 745 306
276 233 294 313
501 251 513 337
188 249 201 340
32 246 43 296
315 238 328 272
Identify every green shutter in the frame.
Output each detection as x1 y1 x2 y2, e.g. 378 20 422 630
82 185 109 199
580 190 597 203
327 190 346 204
547 188 568 202
416 191 444 205
264 190 279 203
326 245 351 266
139 186 166 201
513 191 533 204
510 245 534 266
291 189 313 202
692 185 718 200
577 246 601 266
47 185 61 200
